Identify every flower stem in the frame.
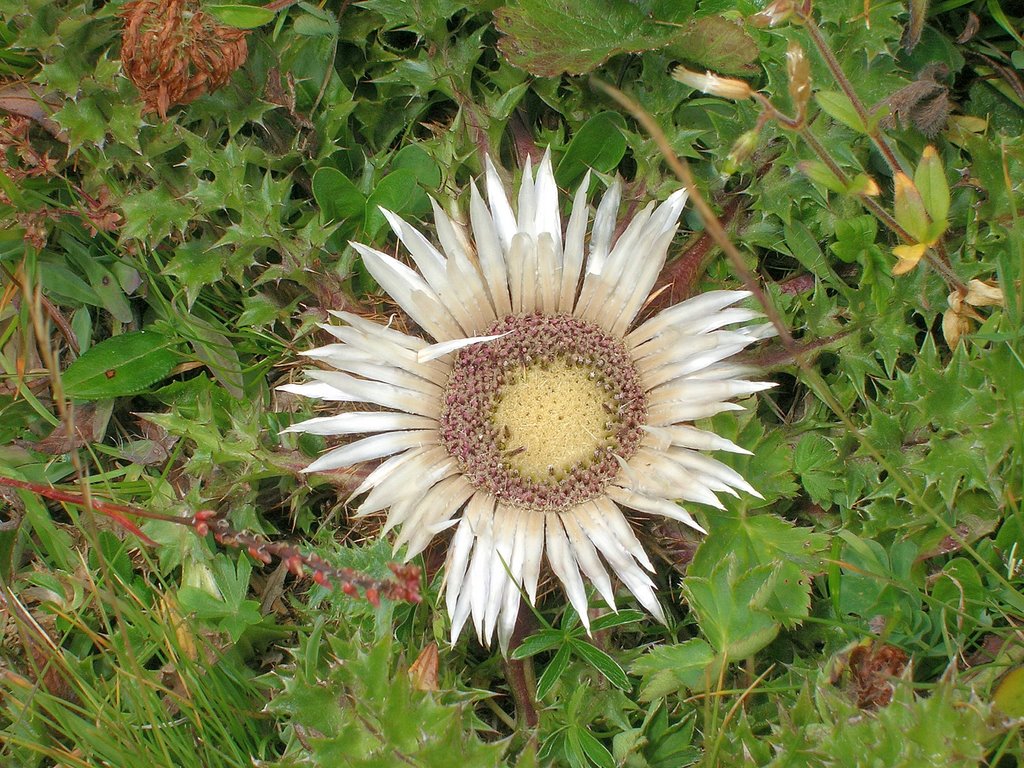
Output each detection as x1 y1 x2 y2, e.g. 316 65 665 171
799 13 909 177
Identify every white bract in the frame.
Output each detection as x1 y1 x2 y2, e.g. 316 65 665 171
282 150 775 651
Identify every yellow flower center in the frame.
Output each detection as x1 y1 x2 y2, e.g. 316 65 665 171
492 359 613 481
440 312 646 511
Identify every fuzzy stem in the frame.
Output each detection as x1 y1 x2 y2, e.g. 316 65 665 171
799 14 909 177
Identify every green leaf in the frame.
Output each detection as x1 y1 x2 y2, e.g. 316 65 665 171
206 4 277 28
364 168 422 239
494 0 680 77
569 638 630 690
663 16 759 75
816 90 867 133
683 555 780 658
576 726 615 768
184 315 246 399
511 629 565 659
914 145 950 234
893 171 932 243
793 433 845 505
631 638 717 699
994 668 1024 717
589 608 645 632
292 9 339 37
313 167 366 226
121 187 195 242
62 330 180 400
798 159 847 194
556 111 627 188
536 643 572 700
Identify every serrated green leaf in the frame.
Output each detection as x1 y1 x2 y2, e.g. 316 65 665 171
631 638 717 699
62 330 179 400
495 0 679 77
683 555 780 658
663 16 758 75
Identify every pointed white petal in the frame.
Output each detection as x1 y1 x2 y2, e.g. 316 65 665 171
469 181 513 316
616 449 726 509
517 154 536 237
302 370 440 417
641 424 752 455
587 177 621 275
380 208 483 335
325 309 430 351
498 509 532 653
533 148 562 253
576 500 665 622
575 199 656 326
315 324 449 387
647 400 745 425
277 382 348 400
485 156 517 251
416 331 510 363
605 485 707 533
394 475 474 558
560 508 617 609
608 227 679 336
446 505 481 643
466 500 497 642
667 449 762 498
536 232 560 314
302 430 437 473
305 358 442 397
545 514 591 631
283 411 436 436
508 232 537 314
355 446 456 515
519 510 544 603
347 444 434 500
558 170 591 313
354 243 462 341
626 290 751 346
483 504 522 641
648 378 776 408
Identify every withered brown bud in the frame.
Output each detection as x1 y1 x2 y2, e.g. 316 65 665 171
120 0 248 119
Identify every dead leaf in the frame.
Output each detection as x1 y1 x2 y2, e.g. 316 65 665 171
409 642 439 691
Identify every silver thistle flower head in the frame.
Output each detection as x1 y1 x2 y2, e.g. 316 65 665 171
282 149 776 651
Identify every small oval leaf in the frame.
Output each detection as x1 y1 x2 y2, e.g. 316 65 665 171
556 111 627 188
206 4 277 29
312 167 366 227
62 331 179 400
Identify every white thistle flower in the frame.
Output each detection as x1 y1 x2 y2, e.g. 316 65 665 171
282 149 776 651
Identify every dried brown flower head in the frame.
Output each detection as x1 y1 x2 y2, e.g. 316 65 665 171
881 64 952 139
120 0 248 119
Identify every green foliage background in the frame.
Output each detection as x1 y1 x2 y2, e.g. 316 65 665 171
0 0 1022 766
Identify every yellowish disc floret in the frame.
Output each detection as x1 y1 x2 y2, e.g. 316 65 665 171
492 360 613 481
